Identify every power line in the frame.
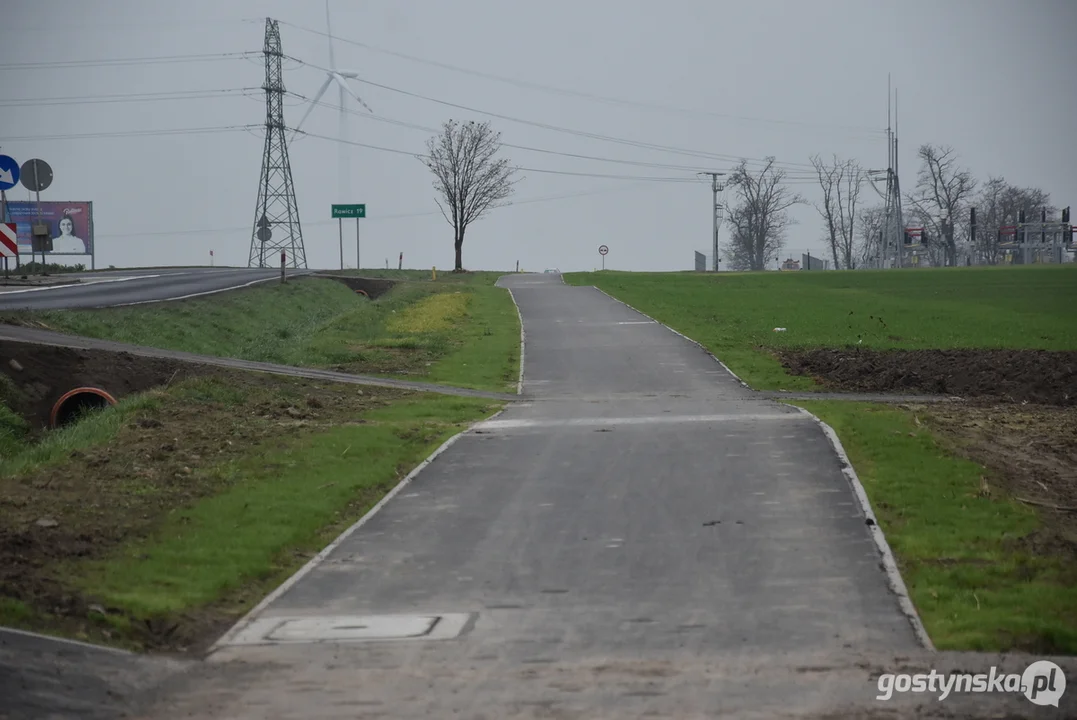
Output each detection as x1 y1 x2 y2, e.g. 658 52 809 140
0 125 260 142
0 88 257 108
295 130 703 183
276 20 883 137
0 51 257 71
96 182 655 239
285 90 721 173
285 60 820 173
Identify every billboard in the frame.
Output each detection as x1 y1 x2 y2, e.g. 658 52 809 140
3 201 93 255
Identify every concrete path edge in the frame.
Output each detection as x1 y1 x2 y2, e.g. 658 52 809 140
503 284 526 395
582 282 935 652
206 406 508 655
789 405 936 651
588 285 752 389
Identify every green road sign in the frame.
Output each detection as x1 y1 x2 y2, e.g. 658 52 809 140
332 204 366 218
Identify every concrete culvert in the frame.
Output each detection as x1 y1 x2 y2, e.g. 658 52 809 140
50 387 117 428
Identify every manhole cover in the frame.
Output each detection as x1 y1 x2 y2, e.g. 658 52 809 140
226 613 473 646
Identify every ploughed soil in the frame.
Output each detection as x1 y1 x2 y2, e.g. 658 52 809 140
0 340 209 432
777 348 1077 406
916 402 1077 565
0 342 424 653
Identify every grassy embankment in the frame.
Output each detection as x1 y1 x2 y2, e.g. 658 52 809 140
0 271 520 393
0 272 519 650
565 266 1077 653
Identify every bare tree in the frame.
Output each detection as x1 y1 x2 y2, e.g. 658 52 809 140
722 159 804 271
905 144 977 267
856 204 886 267
422 120 518 271
810 154 865 269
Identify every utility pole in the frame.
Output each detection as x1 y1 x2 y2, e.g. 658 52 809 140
700 172 726 271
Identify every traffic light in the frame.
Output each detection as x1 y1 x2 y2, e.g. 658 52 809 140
904 231 912 245
1063 206 1071 224
1018 210 1026 243
970 207 976 244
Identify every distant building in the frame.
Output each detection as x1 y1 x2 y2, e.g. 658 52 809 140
781 258 801 271
801 253 830 270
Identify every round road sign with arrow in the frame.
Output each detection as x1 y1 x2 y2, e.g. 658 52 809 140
599 245 608 256
0 155 19 192
20 159 53 193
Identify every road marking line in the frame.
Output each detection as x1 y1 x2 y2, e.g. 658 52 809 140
0 273 165 294
473 413 800 430
110 272 311 307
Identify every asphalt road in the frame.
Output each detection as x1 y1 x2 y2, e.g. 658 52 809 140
0 267 306 309
143 271 1005 720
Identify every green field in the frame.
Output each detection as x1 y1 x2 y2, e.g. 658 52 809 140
564 265 1077 390
0 272 521 394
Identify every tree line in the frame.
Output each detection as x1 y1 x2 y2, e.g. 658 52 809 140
722 146 1064 271
417 118 1063 272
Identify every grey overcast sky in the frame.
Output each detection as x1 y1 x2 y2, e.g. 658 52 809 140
1 0 1075 271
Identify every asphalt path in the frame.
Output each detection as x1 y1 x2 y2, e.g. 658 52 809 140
140 272 1030 720
0 267 307 309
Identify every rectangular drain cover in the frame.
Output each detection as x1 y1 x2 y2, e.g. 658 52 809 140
226 613 472 646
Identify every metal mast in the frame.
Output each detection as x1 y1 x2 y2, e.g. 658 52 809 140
249 18 306 269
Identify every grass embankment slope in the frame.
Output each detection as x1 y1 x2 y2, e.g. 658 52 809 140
566 266 1077 653
0 271 519 650
0 271 520 394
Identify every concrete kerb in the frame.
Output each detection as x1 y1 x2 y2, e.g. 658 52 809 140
584 282 934 652
208 406 510 655
588 285 751 389
789 405 935 651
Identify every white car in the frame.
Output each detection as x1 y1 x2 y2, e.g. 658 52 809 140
543 268 560 274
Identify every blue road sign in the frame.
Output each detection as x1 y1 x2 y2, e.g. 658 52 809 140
0 155 19 192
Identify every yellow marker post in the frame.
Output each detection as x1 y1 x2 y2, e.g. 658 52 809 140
432 266 437 280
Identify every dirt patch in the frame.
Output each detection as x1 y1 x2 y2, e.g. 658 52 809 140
777 348 1077 405
912 402 1077 570
315 274 398 299
0 340 210 431
0 362 416 652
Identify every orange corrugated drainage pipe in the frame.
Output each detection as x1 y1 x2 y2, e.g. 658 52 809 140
355 289 369 297
50 387 117 428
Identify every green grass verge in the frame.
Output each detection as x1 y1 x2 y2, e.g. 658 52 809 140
75 393 493 620
0 273 520 393
0 371 500 650
793 400 1077 653
564 265 1077 390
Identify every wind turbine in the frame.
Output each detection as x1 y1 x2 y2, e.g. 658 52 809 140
291 0 372 206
